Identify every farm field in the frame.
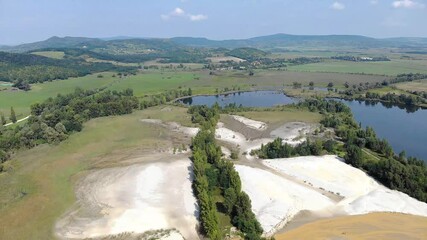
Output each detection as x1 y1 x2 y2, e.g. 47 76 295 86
287 59 427 76
275 212 427 240
394 79 427 92
31 51 65 59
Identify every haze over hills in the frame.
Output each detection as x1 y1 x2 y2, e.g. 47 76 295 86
2 34 427 53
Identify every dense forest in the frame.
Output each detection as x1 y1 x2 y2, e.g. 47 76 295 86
0 51 136 86
0 88 139 171
189 105 263 240
294 98 427 203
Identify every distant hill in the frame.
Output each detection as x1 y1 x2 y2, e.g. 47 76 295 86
2 34 427 53
0 36 106 52
172 34 427 49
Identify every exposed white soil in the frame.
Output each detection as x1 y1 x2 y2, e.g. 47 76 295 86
237 155 427 236
235 165 335 236
270 122 314 146
215 122 311 160
140 119 199 137
231 115 267 131
55 159 199 240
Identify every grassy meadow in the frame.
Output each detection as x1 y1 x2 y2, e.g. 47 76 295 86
31 51 65 59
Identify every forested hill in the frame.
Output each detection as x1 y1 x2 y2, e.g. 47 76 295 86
2 34 427 53
0 51 135 85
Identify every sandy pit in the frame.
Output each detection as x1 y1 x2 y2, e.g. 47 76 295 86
215 122 312 161
270 122 314 146
235 165 335 236
55 158 199 240
231 115 267 131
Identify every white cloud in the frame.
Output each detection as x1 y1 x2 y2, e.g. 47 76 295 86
330 2 345 10
370 0 379 5
189 14 208 21
392 0 425 9
161 7 208 21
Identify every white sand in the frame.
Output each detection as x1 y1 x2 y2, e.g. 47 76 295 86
260 155 427 227
270 122 312 146
215 122 311 162
235 165 335 235
215 125 247 146
221 146 232 158
231 115 267 130
161 231 185 240
342 188 427 216
56 159 199 239
263 156 379 198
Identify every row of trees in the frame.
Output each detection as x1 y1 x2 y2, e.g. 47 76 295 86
0 107 17 125
251 138 337 159
299 98 427 203
0 88 140 170
363 92 427 106
189 105 263 239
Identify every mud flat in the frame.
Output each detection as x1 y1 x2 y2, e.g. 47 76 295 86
55 158 199 240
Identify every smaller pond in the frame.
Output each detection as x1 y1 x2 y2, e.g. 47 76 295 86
178 91 295 107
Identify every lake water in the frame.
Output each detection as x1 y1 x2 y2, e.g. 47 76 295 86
179 91 427 161
178 91 295 107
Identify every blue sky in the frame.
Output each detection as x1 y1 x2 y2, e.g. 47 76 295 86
0 0 426 45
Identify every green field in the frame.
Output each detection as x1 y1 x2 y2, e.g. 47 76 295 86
31 51 65 59
287 59 427 76
0 71 201 121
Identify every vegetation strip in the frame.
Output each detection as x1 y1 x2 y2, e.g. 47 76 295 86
189 105 263 239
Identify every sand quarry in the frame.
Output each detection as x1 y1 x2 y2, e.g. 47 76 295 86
56 114 427 239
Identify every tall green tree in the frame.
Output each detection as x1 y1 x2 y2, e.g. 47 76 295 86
10 107 17 123
1 112 6 125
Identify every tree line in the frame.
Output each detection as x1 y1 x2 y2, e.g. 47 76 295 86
363 92 426 107
189 105 263 240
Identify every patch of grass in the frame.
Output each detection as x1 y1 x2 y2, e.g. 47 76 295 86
0 106 190 240
188 70 387 94
237 108 322 125
108 72 200 96
288 59 427 76
394 79 427 92
31 51 65 59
